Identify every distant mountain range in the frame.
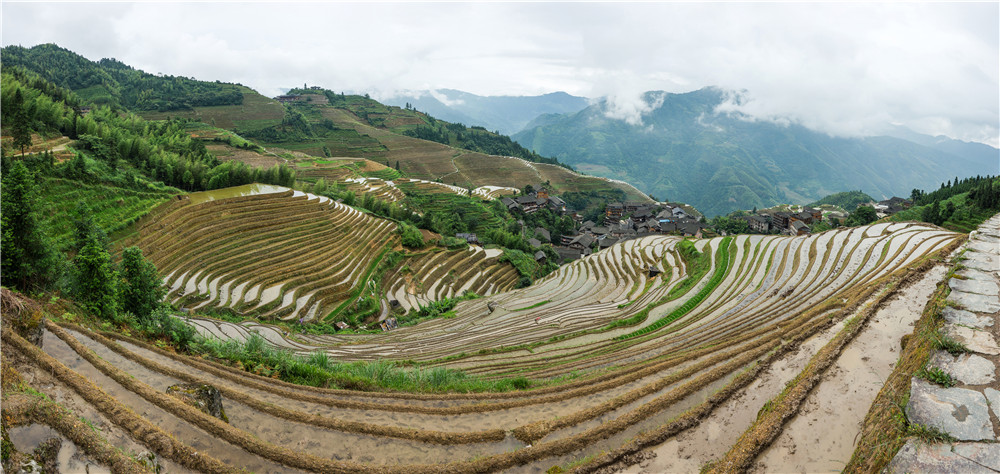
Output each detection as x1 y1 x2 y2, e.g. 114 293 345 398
513 87 999 216
378 89 590 135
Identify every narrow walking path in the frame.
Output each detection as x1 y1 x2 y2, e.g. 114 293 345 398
888 214 1000 472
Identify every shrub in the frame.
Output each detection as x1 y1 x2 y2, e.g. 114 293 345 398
397 222 424 248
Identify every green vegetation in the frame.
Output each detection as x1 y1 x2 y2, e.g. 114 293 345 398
401 122 569 168
808 190 874 211
915 366 955 387
891 176 999 232
615 237 732 340
397 222 425 248
604 238 714 331
3 44 243 111
845 205 878 227
192 332 530 392
1 161 60 292
513 301 551 311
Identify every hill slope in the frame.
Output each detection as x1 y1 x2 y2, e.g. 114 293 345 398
513 87 998 216
379 89 590 135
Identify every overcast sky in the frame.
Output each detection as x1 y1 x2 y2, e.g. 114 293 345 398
3 2 998 146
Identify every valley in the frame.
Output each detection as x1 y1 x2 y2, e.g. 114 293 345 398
3 41 999 474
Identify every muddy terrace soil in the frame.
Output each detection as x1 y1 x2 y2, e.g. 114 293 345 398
4 218 978 473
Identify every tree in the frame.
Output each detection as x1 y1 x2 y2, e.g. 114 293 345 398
847 205 877 226
118 246 165 322
74 236 118 320
1 161 58 290
10 89 33 156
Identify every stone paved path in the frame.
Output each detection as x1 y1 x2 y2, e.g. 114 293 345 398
888 214 1000 473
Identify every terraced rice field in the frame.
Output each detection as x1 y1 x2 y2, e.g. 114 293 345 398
4 220 973 473
123 186 399 322
384 246 517 311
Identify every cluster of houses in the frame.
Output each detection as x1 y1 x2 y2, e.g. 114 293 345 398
500 188 568 215
871 196 913 218
737 207 823 236
552 202 707 261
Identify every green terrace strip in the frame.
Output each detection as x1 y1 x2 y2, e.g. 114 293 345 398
191 333 530 393
513 300 551 311
323 246 392 321
615 237 733 341
603 240 709 330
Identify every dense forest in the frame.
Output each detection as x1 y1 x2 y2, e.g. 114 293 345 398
2 43 244 111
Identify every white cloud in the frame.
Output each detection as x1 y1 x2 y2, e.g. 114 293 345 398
2 2 996 146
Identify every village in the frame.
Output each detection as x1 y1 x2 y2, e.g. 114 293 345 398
479 189 917 264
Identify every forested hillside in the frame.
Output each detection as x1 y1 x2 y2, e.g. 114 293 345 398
3 43 244 111
514 87 998 216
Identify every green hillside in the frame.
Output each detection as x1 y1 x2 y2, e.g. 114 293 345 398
808 190 875 211
513 87 998 216
2 43 243 111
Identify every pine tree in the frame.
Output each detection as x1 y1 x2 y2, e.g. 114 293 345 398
1 161 58 291
10 89 33 156
118 246 164 322
74 235 118 320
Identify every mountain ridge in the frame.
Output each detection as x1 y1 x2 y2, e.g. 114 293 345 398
513 87 998 216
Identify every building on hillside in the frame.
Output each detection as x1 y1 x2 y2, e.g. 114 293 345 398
791 220 810 236
599 236 619 249
546 196 567 214
745 215 770 233
534 227 551 243
276 94 299 103
528 238 542 249
456 233 479 244
516 196 541 213
568 234 595 251
561 231 580 246
631 208 653 224
501 197 521 213
606 203 625 219
873 197 913 217
534 251 547 263
772 212 793 230
536 187 550 199
804 207 822 221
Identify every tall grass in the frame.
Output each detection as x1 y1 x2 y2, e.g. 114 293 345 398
190 333 530 393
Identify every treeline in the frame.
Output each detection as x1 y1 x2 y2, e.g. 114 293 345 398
911 175 997 207
2 68 294 191
896 175 1000 230
808 190 875 211
2 43 243 111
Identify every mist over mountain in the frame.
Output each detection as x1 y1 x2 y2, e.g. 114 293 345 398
379 89 589 135
514 87 999 217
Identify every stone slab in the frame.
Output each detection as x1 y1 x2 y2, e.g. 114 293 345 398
948 290 1000 314
968 240 999 255
985 388 1000 422
963 252 1000 273
928 351 997 386
957 268 995 282
888 440 1000 473
943 307 994 329
950 278 1000 297
945 325 1000 356
906 379 995 441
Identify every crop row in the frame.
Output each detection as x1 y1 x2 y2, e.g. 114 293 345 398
129 189 397 322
